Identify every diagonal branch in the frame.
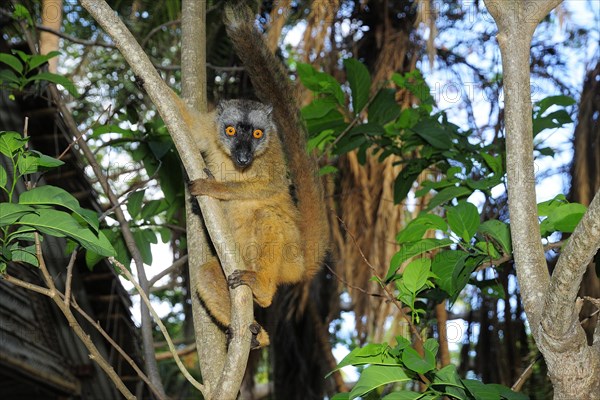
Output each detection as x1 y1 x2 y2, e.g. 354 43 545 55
543 188 600 336
78 1 254 397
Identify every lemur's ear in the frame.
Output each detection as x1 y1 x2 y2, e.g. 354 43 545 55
216 101 226 115
263 104 273 116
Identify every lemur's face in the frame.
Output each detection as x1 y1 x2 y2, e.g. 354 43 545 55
216 100 274 169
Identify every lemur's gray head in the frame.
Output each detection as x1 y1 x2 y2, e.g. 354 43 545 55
216 99 275 168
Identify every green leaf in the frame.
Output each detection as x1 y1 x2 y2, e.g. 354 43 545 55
140 199 169 220
382 390 422 400
401 347 434 374
15 209 115 256
0 203 36 225
432 365 467 399
475 241 500 259
331 394 351 400
0 131 28 157
446 201 480 242
478 220 512 254
394 159 431 204
296 63 345 105
402 258 432 293
330 343 398 376
9 245 39 267
19 186 99 232
481 152 503 175
350 365 410 399
349 122 385 136
423 338 439 357
537 194 567 216
0 69 21 85
462 379 501 400
0 164 7 187
452 256 482 302
16 153 40 174
319 165 338 176
369 88 400 125
127 190 146 218
27 72 79 98
132 229 153 265
344 58 371 114
540 202 586 236
13 4 34 26
28 51 61 71
426 185 472 210
0 53 23 74
535 95 575 116
431 251 467 296
387 238 453 280
29 150 64 168
412 119 453 150
486 384 529 400
396 214 447 244
302 98 339 120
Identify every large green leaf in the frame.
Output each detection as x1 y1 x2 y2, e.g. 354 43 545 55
426 185 472 210
27 72 79 98
387 238 453 280
402 258 432 293
369 88 400 125
0 53 23 74
396 214 447 244
447 201 480 242
412 119 453 150
15 209 114 256
297 63 345 105
540 202 586 236
462 379 501 400
350 365 410 399
0 164 7 187
401 347 435 374
0 203 36 225
382 391 422 400
344 58 371 114
19 186 99 232
431 250 467 296
127 190 146 219
0 131 27 157
330 343 398 375
478 220 512 254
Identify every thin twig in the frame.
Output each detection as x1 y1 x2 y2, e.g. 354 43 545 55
148 255 188 287
511 353 543 392
31 237 135 399
64 249 78 308
110 257 206 396
333 213 424 347
36 24 117 48
324 263 382 298
68 296 167 400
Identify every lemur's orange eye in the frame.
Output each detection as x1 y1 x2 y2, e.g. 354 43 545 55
225 126 236 136
253 129 264 139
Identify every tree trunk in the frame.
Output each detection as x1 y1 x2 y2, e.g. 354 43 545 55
485 1 600 398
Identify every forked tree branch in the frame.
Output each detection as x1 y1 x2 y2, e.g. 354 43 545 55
485 0 600 397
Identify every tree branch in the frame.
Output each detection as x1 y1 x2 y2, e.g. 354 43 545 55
79 1 254 397
543 189 600 336
111 258 206 396
484 0 561 336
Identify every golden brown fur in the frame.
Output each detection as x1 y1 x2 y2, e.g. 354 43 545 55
186 3 330 350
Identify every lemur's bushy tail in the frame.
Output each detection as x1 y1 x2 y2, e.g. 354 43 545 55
224 3 330 279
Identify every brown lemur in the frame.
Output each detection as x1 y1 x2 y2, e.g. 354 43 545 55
187 3 330 349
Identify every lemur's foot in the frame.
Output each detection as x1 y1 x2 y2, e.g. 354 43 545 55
226 322 270 350
227 269 255 289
